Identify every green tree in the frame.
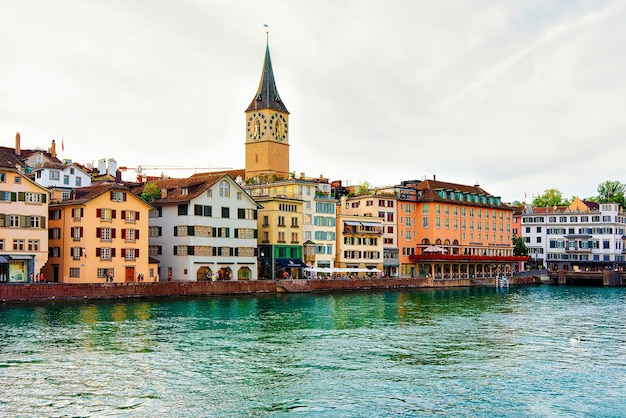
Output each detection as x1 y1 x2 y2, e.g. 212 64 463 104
140 182 161 203
532 188 569 207
512 235 528 257
595 180 626 208
355 181 372 196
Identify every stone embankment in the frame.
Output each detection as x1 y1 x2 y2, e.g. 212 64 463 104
0 276 542 303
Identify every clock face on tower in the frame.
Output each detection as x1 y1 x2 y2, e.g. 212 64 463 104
269 113 288 142
247 112 267 141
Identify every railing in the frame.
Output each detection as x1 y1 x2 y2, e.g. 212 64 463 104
409 254 530 263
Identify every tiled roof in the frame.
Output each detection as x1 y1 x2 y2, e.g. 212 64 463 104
131 173 224 204
246 43 289 114
0 147 23 168
51 183 133 206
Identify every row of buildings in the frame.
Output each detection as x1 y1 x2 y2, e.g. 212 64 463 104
2 40 623 283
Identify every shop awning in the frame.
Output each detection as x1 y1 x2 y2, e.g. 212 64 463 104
0 256 9 263
344 221 360 226
277 259 308 268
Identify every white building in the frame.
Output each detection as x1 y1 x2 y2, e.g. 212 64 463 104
521 198 626 271
136 173 260 281
30 162 92 201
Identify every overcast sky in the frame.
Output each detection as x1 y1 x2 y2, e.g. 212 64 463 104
1 0 624 203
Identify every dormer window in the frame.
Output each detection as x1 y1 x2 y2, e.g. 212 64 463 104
181 187 188 195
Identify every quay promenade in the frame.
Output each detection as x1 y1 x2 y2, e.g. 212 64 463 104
0 275 542 303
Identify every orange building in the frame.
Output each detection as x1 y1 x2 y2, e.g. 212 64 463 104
45 183 153 283
397 178 524 279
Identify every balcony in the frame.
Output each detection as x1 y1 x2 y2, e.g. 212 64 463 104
409 254 529 263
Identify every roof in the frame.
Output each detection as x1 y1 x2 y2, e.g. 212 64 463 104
246 42 289 114
131 173 223 204
0 147 23 168
409 179 512 210
51 182 145 207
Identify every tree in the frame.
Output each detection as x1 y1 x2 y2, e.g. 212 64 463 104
355 181 372 196
140 182 161 203
512 235 528 257
595 180 626 208
531 188 569 208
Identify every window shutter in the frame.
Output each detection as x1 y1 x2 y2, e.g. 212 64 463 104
121 229 126 239
234 228 239 238
158 246 162 255
187 226 194 236
121 249 126 257
112 210 116 219
187 246 194 256
111 248 116 257
112 229 116 239
174 226 178 236
71 208 75 218
10 192 16 202
96 228 102 238
80 227 83 237
173 246 178 255
122 193 127 202
96 248 101 257
41 217 46 229
121 210 126 219
18 192 25 201
42 193 47 203
81 208 84 217
135 212 140 221
96 208 102 218
135 248 140 258
110 191 114 200
158 226 162 236
135 230 140 239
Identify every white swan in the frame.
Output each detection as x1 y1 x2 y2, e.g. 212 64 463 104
570 335 581 344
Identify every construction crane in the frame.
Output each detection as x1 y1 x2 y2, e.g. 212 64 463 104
119 165 233 182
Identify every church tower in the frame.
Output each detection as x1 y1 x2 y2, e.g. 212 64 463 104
245 40 290 181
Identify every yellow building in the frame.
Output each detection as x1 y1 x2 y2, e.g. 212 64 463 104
0 163 49 283
245 40 290 181
45 183 153 283
255 196 305 279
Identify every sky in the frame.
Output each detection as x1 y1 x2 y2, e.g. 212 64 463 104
1 0 625 203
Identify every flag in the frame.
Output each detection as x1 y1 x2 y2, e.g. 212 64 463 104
62 138 64 152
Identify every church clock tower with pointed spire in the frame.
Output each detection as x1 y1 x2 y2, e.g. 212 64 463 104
245 40 290 181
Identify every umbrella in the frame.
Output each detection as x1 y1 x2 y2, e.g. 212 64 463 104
423 245 447 253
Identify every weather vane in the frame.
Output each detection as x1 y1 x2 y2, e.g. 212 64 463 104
264 23 269 41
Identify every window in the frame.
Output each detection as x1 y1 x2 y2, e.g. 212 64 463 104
76 177 81 186
10 215 19 227
124 248 136 261
100 208 113 221
13 239 25 251
49 171 60 180
221 207 230 218
178 204 188 216
100 248 111 260
25 192 42 203
125 229 135 242
99 227 112 241
69 268 80 278
278 216 285 226
219 180 230 197
237 192 242 200
28 240 39 251
62 191 71 201
110 191 126 202
63 175 69 185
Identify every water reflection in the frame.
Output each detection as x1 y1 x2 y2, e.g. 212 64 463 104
1 287 626 416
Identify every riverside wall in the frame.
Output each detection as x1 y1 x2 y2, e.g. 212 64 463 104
0 276 542 303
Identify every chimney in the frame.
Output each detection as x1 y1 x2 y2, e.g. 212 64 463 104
50 139 57 158
433 174 436 181
15 132 21 156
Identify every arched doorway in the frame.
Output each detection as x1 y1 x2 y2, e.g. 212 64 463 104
238 267 252 280
218 267 233 281
197 266 213 281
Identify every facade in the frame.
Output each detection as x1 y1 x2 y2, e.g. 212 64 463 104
342 193 399 277
335 210 384 274
399 178 522 279
137 174 260 281
255 196 305 279
521 198 626 271
245 40 290 181
0 161 50 283
31 161 92 202
246 177 336 275
44 183 151 283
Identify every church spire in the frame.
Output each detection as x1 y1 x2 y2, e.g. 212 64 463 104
246 40 289 114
